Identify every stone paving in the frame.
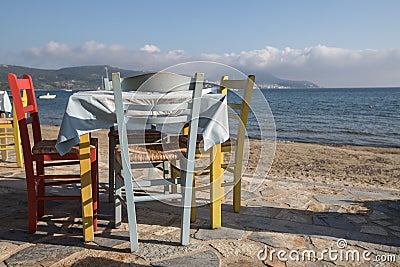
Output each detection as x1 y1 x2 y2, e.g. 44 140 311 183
0 157 399 266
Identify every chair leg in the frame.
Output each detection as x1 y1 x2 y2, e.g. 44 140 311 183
170 160 179 203
114 159 122 228
79 133 94 242
126 194 139 252
13 118 23 167
121 164 139 252
36 161 46 217
190 178 196 223
25 165 38 233
180 161 194 245
108 128 115 203
180 159 194 245
210 144 223 229
91 155 98 232
27 191 38 233
233 168 242 213
163 161 170 193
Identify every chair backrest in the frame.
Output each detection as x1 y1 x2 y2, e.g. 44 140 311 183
7 74 42 156
105 72 193 92
112 71 204 164
104 77 112 90
220 75 255 146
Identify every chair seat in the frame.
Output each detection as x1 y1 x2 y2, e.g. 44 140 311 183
109 129 162 140
32 139 95 155
0 117 13 124
116 143 186 163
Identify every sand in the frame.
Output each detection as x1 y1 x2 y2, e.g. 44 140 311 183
41 125 400 191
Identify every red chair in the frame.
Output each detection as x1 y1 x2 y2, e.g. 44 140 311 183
7 73 98 235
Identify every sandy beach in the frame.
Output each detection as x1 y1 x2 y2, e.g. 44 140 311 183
40 125 400 192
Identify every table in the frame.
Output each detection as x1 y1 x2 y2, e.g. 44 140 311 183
0 91 12 113
56 90 230 240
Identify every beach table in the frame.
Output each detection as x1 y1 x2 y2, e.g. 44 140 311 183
0 91 12 114
56 90 229 241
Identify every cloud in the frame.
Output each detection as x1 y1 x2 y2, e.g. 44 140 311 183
202 45 400 87
20 41 186 70
139 44 161 53
16 41 400 87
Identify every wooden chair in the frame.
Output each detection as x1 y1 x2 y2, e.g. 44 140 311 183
112 71 204 251
107 72 194 202
0 91 24 167
189 74 255 228
103 77 112 90
7 73 99 235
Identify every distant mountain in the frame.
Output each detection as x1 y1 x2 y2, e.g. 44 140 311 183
0 64 319 90
0 65 144 90
255 71 319 88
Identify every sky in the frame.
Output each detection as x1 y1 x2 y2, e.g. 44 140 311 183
1 0 400 87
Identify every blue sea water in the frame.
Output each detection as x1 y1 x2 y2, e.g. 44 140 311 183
258 87 400 148
31 87 400 148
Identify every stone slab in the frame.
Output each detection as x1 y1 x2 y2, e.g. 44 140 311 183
349 190 397 199
194 227 244 241
94 231 130 248
133 237 202 261
313 195 354 205
312 214 356 230
4 244 82 266
360 225 388 236
152 250 220 267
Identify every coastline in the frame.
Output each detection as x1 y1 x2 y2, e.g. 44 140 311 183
41 125 400 192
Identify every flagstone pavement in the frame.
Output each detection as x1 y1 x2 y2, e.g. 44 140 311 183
0 155 399 267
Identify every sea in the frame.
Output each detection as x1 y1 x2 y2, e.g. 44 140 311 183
29 87 400 148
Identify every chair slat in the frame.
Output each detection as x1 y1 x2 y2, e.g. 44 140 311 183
23 105 35 113
126 115 190 125
126 102 191 111
227 103 242 110
121 72 192 92
220 79 250 90
132 178 180 187
133 193 183 203
16 79 31 89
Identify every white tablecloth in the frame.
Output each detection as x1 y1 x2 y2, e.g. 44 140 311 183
56 90 229 155
0 91 12 113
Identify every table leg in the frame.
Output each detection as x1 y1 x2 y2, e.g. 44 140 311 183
79 133 94 242
210 144 224 229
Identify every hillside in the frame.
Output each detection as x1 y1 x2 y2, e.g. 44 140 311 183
0 64 319 90
0 65 143 90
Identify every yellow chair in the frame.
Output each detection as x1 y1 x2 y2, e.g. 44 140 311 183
190 74 255 228
0 91 25 167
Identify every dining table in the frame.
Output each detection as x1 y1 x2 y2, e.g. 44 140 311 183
56 89 230 241
0 91 12 114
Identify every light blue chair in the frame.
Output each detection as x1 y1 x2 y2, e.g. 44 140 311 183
107 72 199 202
112 71 204 251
